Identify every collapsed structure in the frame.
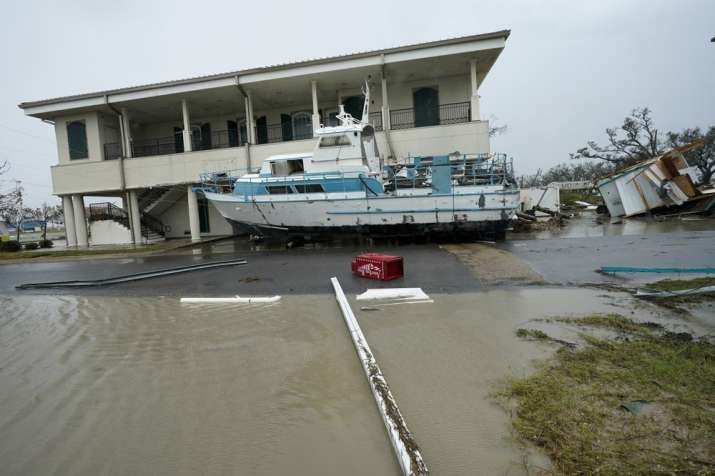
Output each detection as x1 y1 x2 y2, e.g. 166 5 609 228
597 143 715 219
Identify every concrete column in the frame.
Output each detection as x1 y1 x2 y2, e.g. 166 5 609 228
71 195 88 247
311 80 320 132
121 108 133 158
246 91 255 144
470 60 481 121
187 186 201 242
181 99 193 152
128 190 142 244
381 76 390 130
62 195 77 247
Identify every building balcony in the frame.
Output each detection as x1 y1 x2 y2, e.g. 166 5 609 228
103 103 469 161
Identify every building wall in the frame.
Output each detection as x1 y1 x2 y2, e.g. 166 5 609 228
158 192 233 238
377 120 490 158
387 74 469 109
54 111 103 165
89 220 133 245
51 159 122 195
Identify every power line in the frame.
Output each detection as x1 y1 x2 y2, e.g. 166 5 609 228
0 122 55 144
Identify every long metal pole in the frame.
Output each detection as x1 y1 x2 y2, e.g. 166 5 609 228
330 277 428 476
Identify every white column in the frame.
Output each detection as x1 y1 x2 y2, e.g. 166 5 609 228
121 108 132 158
62 195 77 247
128 190 142 244
246 91 255 144
381 76 390 130
187 186 200 242
311 80 320 132
181 99 193 152
470 60 481 121
71 195 88 247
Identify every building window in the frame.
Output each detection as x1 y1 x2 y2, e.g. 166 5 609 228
198 196 210 233
67 120 88 160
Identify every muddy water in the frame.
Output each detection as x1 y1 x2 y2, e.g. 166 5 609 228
0 289 655 475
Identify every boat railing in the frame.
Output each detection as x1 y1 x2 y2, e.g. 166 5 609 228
198 153 514 197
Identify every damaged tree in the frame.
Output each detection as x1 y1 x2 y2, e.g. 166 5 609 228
571 107 665 167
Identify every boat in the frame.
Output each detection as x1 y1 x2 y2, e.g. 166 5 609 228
201 84 520 241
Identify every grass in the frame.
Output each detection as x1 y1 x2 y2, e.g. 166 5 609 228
504 314 715 475
0 243 166 262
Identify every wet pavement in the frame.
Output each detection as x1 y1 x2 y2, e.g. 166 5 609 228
505 228 715 285
3 243 479 297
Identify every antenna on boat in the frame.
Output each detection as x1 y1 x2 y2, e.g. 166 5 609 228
360 80 370 124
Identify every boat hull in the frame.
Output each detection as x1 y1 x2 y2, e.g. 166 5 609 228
205 188 520 240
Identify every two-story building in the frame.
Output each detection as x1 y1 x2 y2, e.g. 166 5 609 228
19 30 509 246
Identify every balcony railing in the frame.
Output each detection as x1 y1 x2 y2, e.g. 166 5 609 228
390 101 471 130
104 142 122 160
369 112 383 131
101 102 472 159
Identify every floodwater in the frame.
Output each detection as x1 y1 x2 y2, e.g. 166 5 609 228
0 288 684 475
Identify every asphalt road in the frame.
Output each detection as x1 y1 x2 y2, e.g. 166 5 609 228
4 226 715 296
2 243 479 297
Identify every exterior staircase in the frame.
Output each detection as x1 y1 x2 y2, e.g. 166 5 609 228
89 202 166 242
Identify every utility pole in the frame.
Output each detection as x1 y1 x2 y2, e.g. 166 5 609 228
14 180 22 242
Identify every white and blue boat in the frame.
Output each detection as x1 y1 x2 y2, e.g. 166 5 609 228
202 91 520 241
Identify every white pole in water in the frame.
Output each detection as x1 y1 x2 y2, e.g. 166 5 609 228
330 277 429 476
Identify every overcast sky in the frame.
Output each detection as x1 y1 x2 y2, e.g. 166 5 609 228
1 0 713 207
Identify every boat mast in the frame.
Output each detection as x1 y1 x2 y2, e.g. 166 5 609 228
360 80 370 125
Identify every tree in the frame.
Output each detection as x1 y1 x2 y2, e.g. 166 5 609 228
667 126 715 185
571 108 665 167
521 161 614 187
27 203 61 240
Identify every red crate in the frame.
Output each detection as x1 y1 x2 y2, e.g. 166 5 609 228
351 253 404 281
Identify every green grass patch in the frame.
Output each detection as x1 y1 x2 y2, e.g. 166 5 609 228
516 328 550 340
502 314 715 475
0 244 165 262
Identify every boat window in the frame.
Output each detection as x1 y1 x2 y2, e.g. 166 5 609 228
319 135 351 148
270 159 304 176
266 185 294 194
294 184 325 193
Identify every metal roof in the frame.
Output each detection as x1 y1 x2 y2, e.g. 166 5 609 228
19 30 510 109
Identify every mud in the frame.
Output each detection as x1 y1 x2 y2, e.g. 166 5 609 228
443 243 545 286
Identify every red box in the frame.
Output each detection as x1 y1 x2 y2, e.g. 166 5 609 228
351 253 404 281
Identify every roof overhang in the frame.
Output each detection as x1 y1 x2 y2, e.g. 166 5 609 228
19 30 509 119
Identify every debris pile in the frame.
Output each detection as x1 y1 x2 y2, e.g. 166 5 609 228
597 143 715 219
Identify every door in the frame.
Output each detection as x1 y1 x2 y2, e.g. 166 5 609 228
292 112 312 140
255 116 268 144
173 127 184 153
238 120 247 146
342 95 364 120
227 120 238 147
413 87 439 127
200 123 212 150
281 114 293 141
